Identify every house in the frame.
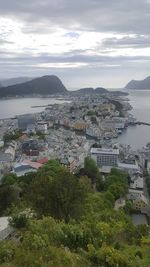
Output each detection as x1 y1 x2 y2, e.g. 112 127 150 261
5 141 17 161
13 161 42 177
27 124 36 134
37 157 49 164
22 139 39 156
60 157 77 173
73 122 87 132
130 176 144 190
36 121 48 134
132 195 148 211
0 152 12 181
128 189 144 201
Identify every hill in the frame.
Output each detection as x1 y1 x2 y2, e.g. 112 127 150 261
0 75 67 97
0 77 32 87
125 76 150 89
72 87 109 95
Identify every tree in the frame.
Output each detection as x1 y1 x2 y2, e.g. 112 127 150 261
3 129 22 143
2 173 18 186
0 184 20 215
26 162 87 222
10 213 28 229
104 169 128 199
84 157 99 186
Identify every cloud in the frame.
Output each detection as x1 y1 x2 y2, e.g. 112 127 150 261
0 0 150 34
0 0 149 87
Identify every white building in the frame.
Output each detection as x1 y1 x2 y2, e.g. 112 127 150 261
91 148 119 168
130 176 144 190
37 121 48 134
118 161 139 175
0 217 13 240
128 189 144 201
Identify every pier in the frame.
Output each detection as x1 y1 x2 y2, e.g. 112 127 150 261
129 121 150 126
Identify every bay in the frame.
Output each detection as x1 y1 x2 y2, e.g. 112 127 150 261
0 97 69 119
118 90 150 150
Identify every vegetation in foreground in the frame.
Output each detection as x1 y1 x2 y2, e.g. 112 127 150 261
0 159 150 267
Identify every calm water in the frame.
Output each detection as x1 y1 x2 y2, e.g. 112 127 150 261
118 90 150 150
0 97 69 119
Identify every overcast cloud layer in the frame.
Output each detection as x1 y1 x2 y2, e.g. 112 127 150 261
0 0 150 88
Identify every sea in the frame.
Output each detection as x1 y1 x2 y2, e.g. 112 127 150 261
0 91 150 150
118 90 150 150
0 97 70 119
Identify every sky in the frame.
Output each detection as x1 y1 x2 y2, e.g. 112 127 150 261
0 0 150 89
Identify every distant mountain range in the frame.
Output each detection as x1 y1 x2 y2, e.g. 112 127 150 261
125 76 150 89
0 75 128 98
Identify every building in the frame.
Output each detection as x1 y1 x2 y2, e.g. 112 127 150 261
73 122 87 132
128 189 144 201
37 121 48 134
18 114 36 131
60 157 77 173
118 160 139 175
0 217 13 240
22 139 39 156
91 148 119 168
132 195 148 211
5 141 17 161
13 161 42 177
130 176 144 190
0 140 4 148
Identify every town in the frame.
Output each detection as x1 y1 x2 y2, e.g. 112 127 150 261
0 92 150 240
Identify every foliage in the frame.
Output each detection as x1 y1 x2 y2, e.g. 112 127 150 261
92 142 102 148
0 184 20 216
9 211 29 229
3 130 22 143
105 168 129 199
0 161 150 266
26 161 88 222
87 110 96 116
36 131 46 140
2 173 18 186
90 116 98 124
84 157 100 186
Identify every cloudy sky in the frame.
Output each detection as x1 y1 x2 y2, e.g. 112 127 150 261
0 0 150 89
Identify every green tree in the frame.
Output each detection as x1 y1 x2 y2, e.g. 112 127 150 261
2 173 18 186
0 184 20 215
84 157 100 186
27 162 87 222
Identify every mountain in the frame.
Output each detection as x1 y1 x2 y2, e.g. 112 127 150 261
0 77 32 87
95 87 109 94
0 75 67 97
73 87 94 94
125 76 150 89
72 87 109 95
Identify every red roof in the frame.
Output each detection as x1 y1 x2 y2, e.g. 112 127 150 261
37 157 48 164
23 160 42 170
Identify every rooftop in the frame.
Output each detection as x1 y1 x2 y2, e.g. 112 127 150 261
91 148 119 155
